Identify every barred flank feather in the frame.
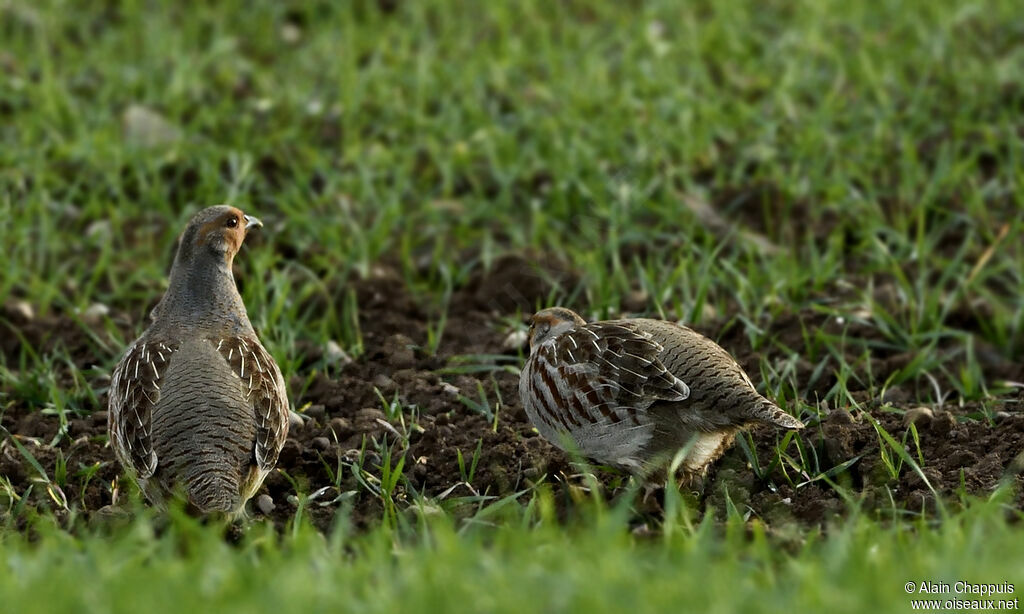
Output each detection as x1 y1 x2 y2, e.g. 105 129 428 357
520 308 804 476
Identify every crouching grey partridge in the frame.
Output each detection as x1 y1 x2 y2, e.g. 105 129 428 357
519 307 804 478
108 205 289 516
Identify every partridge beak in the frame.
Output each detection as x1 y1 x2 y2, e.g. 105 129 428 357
244 215 263 230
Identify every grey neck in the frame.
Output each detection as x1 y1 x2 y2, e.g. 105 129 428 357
151 248 255 337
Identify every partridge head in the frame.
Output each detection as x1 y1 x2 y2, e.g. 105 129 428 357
520 307 804 479
108 205 289 517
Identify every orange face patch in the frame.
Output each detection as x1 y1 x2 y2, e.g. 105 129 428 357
196 207 248 256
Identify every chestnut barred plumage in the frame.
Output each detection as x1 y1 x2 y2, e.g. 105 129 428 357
519 308 804 477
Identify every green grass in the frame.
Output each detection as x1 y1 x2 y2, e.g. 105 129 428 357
1 0 1023 611
2 496 1022 614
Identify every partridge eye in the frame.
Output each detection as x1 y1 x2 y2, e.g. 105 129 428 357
225 216 239 228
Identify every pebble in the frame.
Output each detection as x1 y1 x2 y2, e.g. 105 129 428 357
903 407 934 427
311 436 331 451
81 303 110 325
288 411 306 430
502 329 528 351
256 494 275 515
622 289 649 313
5 299 34 322
324 340 353 367
122 104 182 148
86 220 112 240
281 23 302 44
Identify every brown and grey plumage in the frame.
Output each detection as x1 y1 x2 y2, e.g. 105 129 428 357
108 205 289 516
519 307 804 477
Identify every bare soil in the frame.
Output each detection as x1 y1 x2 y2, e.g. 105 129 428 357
2 255 1022 533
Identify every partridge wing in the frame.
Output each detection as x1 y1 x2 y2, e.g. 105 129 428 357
216 336 290 471
108 341 176 479
551 321 690 411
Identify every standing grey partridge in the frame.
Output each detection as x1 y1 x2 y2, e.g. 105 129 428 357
108 205 289 516
519 307 804 477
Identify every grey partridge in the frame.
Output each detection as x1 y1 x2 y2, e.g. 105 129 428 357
519 307 804 477
108 205 289 516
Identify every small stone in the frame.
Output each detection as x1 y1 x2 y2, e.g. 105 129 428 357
85 220 112 240
288 411 307 429
903 407 934 427
994 411 1012 422
324 340 352 367
305 99 323 116
311 436 331 451
122 104 181 148
280 23 302 44
502 329 528 351
81 303 110 325
5 299 34 322
256 494 275 515
90 411 109 426
622 289 649 313
440 382 460 397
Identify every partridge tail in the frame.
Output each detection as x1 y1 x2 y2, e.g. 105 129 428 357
186 470 242 516
748 400 805 429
